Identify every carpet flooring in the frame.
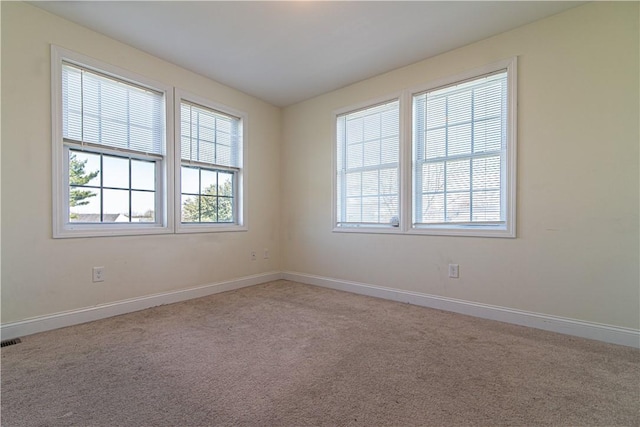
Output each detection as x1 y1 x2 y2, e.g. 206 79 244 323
1 280 639 426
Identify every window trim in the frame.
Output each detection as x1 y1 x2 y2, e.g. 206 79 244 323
51 45 175 238
332 57 517 238
174 89 248 234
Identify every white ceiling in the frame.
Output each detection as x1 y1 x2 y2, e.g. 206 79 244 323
32 1 583 107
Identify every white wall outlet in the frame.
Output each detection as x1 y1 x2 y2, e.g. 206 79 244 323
448 264 459 279
263 248 269 259
92 266 105 282
251 251 257 261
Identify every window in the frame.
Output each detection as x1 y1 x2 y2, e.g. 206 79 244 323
176 92 246 232
335 99 400 228
52 46 172 238
52 46 248 238
334 58 516 237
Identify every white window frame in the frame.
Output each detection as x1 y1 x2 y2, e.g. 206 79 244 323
332 57 517 238
174 89 248 233
51 45 174 238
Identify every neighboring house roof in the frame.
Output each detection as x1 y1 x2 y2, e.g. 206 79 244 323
73 213 124 222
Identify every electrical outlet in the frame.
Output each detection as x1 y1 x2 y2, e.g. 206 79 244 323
448 264 459 279
263 248 269 259
251 251 257 261
92 266 105 282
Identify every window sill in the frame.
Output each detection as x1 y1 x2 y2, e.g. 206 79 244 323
176 224 248 234
333 224 515 238
54 223 173 239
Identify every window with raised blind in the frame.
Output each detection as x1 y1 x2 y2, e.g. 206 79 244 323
177 94 246 231
413 71 509 229
335 100 400 228
52 46 172 237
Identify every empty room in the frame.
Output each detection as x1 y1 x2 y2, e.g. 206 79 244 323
1 1 638 425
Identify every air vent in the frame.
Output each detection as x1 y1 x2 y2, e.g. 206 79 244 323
1 338 22 348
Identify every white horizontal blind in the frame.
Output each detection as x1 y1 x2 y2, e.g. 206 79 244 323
413 71 507 225
181 101 241 168
336 100 400 226
62 63 164 155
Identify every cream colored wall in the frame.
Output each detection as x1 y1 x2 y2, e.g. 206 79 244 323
1 2 281 323
282 2 640 329
2 2 638 332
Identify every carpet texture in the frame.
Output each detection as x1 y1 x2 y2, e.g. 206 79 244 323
1 280 639 426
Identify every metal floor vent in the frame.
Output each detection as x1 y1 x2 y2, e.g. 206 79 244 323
1 338 22 348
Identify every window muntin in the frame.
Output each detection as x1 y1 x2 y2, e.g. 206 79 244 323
68 149 158 223
178 100 243 227
336 100 400 228
180 167 234 223
413 71 508 227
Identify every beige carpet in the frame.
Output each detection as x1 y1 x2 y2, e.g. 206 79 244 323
1 280 639 426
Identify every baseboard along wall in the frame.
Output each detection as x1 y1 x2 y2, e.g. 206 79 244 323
2 270 638 349
282 271 640 349
0 271 282 342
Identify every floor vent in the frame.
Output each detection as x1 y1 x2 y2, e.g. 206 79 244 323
1 338 22 348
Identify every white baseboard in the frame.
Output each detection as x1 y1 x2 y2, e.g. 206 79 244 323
3 270 638 349
0 271 282 341
282 271 640 349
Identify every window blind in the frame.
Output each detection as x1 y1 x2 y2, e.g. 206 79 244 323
337 100 400 226
180 101 241 168
62 63 164 156
413 71 507 225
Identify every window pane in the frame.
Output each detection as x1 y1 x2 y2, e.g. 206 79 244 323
346 197 362 222
473 118 502 153
362 170 378 196
446 192 470 222
103 156 129 189
422 194 444 223
69 151 100 187
346 143 363 169
422 162 444 193
380 195 398 223
182 195 200 222
218 197 233 222
131 191 155 222
103 189 129 220
446 159 470 191
425 128 445 159
218 172 233 197
362 197 378 222
131 160 155 191
180 166 235 224
472 190 501 222
200 195 217 222
472 156 501 190
346 173 361 197
447 123 471 156
182 166 199 194
201 169 217 195
379 168 398 196
69 188 100 222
